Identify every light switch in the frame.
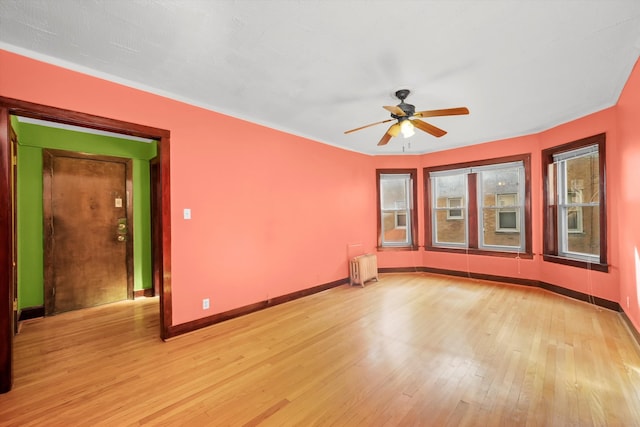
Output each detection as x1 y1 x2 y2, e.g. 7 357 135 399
184 208 191 220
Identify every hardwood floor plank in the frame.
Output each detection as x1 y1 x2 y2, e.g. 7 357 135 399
1 273 639 426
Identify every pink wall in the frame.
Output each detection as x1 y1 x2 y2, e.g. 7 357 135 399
2 48 639 333
616 58 640 333
374 107 621 303
537 108 620 302
358 61 635 330
0 49 375 325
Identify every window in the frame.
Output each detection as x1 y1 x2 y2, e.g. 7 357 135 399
542 134 606 271
447 197 464 219
496 193 519 232
377 169 417 249
425 154 531 257
566 190 583 233
432 173 467 247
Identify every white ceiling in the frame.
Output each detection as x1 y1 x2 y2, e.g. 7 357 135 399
1 1 640 155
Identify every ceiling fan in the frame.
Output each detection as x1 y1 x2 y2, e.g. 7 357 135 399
344 89 469 146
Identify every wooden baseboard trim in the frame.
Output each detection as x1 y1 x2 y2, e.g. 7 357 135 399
165 277 349 339
134 289 155 298
15 271 640 349
381 266 639 345
536 281 620 312
620 309 640 348
18 306 45 321
381 266 622 311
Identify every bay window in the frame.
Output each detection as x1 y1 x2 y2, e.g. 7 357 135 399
425 154 531 257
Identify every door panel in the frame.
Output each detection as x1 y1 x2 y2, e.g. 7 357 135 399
43 150 133 315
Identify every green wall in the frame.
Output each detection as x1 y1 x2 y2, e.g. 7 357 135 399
15 119 157 309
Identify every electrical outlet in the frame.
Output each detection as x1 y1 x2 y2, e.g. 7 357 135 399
202 298 210 310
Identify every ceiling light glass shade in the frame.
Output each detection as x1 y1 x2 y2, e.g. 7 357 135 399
388 123 401 137
400 120 415 138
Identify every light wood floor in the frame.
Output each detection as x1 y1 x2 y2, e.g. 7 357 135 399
1 273 640 426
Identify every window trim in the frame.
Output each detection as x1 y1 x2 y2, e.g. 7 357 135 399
424 154 532 258
542 133 607 272
376 169 418 251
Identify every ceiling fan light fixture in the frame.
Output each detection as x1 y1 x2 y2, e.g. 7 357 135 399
343 89 468 145
388 123 401 137
400 119 415 138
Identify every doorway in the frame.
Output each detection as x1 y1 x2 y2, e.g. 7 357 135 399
0 97 172 393
43 150 134 314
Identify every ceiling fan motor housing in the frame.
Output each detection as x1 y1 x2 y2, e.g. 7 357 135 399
394 89 415 117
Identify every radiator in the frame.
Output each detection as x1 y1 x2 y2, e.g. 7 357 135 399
349 254 378 287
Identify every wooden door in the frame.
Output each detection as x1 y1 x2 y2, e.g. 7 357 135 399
43 150 133 315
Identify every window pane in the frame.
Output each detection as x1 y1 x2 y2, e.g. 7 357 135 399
482 208 522 247
382 212 407 244
481 168 521 206
434 175 465 201
381 177 408 210
565 153 598 203
565 205 600 257
557 147 600 259
499 211 517 229
447 197 463 219
380 173 412 246
435 209 466 244
433 174 466 245
396 212 407 227
480 167 522 250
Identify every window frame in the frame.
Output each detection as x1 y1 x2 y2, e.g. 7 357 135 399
376 169 418 251
424 154 532 258
542 133 607 272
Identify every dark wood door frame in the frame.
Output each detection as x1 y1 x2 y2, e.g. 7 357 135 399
0 96 172 393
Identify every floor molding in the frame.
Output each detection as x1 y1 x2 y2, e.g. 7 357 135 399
381 266 619 309
18 270 639 349
134 289 155 298
18 306 45 321
620 309 640 348
380 266 640 346
165 277 349 339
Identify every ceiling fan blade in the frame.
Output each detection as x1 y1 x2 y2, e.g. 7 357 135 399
344 118 394 134
412 119 447 138
383 105 406 116
415 107 469 118
377 132 393 146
